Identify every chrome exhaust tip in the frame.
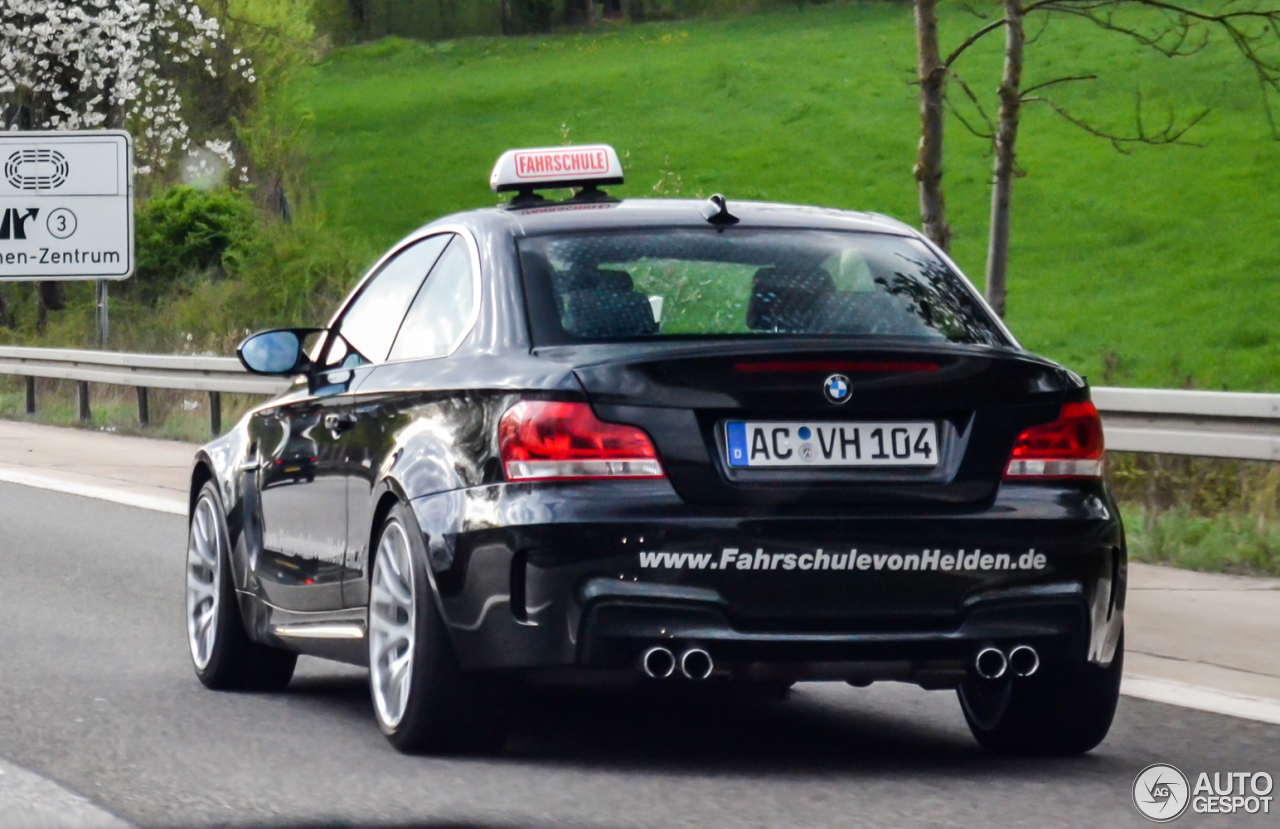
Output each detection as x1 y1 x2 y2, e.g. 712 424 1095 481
680 648 714 680
1008 645 1040 678
641 646 676 679
974 647 1008 680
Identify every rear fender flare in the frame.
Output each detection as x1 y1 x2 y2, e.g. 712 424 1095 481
367 476 461 644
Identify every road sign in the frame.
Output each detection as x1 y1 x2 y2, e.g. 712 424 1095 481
0 131 133 281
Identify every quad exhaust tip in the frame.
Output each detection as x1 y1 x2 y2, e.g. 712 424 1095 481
1008 644 1040 677
974 647 1008 680
640 646 714 680
641 646 676 679
680 648 714 680
974 645 1040 679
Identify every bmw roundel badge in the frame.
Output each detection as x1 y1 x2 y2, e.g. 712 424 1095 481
823 374 851 404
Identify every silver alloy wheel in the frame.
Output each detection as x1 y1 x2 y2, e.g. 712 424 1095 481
185 493 222 671
369 520 417 729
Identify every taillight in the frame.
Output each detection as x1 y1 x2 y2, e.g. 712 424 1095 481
498 401 664 481
1005 401 1104 479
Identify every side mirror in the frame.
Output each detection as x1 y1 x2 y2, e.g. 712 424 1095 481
237 329 321 376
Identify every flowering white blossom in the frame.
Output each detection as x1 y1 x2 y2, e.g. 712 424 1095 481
0 1 253 175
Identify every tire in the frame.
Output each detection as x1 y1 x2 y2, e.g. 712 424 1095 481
186 481 297 691
958 632 1124 756
368 502 511 754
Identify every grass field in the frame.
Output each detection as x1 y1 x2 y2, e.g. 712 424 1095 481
296 1 1280 391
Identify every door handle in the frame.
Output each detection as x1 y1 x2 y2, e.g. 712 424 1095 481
324 412 357 433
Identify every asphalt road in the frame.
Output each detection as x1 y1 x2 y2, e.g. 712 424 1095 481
1 481 1277 828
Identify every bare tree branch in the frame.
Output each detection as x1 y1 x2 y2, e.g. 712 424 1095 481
1020 0 1075 16
958 1 995 19
1021 73 1099 96
1050 4 1209 57
1025 9 1056 44
1031 89 1211 151
945 18 1009 67
1000 0 1280 136
1109 0 1280 27
947 67 999 138
1077 0 1280 134
919 0 1280 321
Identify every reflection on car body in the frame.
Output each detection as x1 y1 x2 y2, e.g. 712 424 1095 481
266 423 318 486
183 144 1125 756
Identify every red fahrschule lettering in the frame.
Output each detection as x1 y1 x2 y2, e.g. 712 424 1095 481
514 149 608 179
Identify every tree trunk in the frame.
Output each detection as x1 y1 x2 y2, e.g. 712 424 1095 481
36 281 65 332
984 0 1025 319
348 0 368 39
95 280 109 349
913 0 952 253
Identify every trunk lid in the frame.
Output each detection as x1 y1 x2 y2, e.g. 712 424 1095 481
544 340 1074 508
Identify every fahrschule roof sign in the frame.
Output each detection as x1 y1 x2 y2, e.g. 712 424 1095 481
0 130 133 281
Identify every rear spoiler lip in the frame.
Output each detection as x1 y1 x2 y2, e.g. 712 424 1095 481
530 338 1043 371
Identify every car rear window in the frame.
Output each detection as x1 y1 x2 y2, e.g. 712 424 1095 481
517 229 1006 346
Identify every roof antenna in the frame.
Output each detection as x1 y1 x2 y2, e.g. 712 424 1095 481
701 194 739 226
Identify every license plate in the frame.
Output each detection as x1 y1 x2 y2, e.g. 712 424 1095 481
725 421 938 468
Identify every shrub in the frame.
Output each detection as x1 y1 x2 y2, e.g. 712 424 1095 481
229 215 375 331
133 186 260 303
1123 506 1280 577
513 0 556 31
1106 452 1280 519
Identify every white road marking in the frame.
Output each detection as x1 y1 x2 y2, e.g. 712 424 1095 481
0 757 134 828
1122 675 1280 725
0 467 185 515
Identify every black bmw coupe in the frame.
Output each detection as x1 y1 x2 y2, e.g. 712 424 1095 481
185 145 1125 756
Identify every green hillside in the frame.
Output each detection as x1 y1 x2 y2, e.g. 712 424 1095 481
297 1 1280 390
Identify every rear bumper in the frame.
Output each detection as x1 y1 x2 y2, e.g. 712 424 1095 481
413 479 1125 676
578 585 1089 687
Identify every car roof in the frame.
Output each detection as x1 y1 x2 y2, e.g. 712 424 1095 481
411 197 921 241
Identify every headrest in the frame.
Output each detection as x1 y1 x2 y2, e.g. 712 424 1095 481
746 266 835 331
561 289 659 338
557 267 634 293
595 269 634 292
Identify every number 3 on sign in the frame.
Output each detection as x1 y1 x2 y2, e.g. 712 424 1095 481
46 208 76 239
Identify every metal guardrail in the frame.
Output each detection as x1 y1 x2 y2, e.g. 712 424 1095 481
0 346 291 435
1092 387 1280 462
0 345 1278 455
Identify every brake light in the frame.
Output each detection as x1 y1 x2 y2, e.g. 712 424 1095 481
1005 401 1104 478
499 401 664 481
735 360 939 373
